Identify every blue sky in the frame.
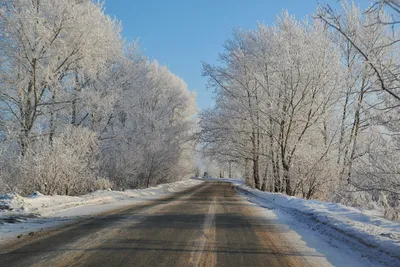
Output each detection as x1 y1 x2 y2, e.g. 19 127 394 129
104 0 325 110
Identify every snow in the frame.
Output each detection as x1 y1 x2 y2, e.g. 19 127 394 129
0 179 203 246
221 178 400 267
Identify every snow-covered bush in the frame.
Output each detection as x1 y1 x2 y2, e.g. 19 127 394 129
92 178 114 191
13 127 102 196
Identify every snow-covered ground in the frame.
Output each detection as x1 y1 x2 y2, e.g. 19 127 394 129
0 179 203 246
215 178 400 266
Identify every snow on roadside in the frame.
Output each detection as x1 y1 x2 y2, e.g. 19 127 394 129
228 180 400 266
0 179 203 246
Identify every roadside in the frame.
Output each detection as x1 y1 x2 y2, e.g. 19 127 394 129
0 179 203 248
0 181 368 267
220 178 400 267
2 178 399 266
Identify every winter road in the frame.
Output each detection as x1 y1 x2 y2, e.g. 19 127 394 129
0 182 335 266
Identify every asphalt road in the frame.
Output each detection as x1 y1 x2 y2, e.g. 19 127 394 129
0 182 331 267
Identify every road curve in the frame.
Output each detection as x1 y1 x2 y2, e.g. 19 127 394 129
0 182 332 267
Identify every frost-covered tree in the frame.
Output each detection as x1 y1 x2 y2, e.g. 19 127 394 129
201 12 341 196
317 0 400 217
0 0 197 195
99 50 197 189
0 0 121 152
200 2 400 218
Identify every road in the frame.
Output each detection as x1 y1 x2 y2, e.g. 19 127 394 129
0 182 333 267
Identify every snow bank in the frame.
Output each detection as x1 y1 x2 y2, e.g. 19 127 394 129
1 179 203 219
234 183 400 262
0 179 203 245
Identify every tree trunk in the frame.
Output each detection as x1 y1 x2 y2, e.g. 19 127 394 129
347 84 365 183
244 158 252 187
252 128 261 189
282 160 292 195
49 90 56 145
253 155 260 189
229 161 232 179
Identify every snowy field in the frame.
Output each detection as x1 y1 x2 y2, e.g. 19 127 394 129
212 178 400 266
0 179 203 246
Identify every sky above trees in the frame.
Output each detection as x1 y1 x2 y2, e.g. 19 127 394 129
104 0 325 110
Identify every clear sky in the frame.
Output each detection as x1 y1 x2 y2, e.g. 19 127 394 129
104 0 324 110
